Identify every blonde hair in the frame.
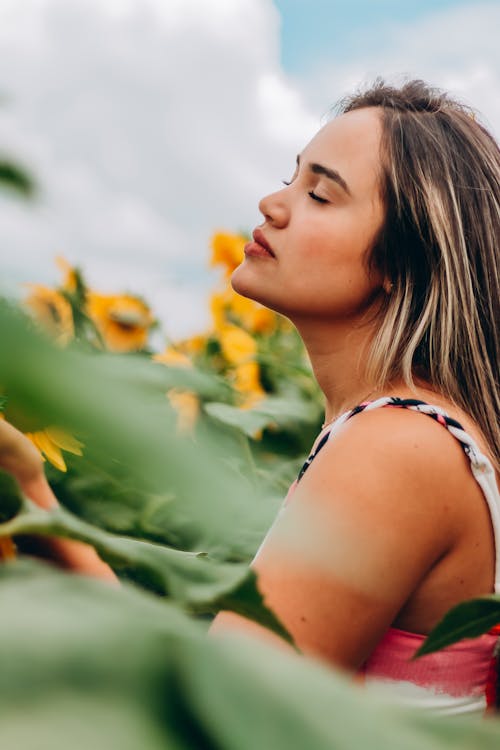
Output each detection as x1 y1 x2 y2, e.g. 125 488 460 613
339 80 500 471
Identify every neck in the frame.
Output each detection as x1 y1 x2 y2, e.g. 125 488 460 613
293 314 383 426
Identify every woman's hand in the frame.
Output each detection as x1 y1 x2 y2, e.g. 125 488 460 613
0 418 56 508
0 418 118 583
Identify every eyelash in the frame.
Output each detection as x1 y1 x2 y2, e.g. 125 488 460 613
281 180 328 204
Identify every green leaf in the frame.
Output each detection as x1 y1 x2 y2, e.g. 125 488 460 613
0 560 198 749
415 595 500 657
205 394 320 439
0 471 22 523
0 158 36 197
212 569 293 644
205 401 274 438
0 300 268 550
2 561 500 750
0 492 292 641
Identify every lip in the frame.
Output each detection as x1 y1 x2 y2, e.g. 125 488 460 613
249 228 276 258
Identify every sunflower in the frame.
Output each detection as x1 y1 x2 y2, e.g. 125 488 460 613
24 284 74 345
217 325 265 409
210 286 276 336
210 232 246 277
219 324 257 365
232 361 266 410
86 292 155 352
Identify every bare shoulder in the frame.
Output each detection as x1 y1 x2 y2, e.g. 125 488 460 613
221 400 491 667
248 403 474 668
294 403 470 539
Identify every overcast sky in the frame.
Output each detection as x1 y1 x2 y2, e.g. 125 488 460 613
0 0 498 339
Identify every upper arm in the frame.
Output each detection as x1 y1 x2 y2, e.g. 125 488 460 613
249 408 464 670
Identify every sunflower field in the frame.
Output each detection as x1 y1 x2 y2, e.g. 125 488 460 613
1 163 500 748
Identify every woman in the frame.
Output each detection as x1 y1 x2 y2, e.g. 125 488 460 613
211 79 500 715
1 79 499 714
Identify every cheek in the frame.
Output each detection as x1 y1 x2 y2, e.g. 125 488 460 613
303 212 381 282
294 222 362 280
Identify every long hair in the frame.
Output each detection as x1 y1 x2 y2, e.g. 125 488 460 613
338 79 500 472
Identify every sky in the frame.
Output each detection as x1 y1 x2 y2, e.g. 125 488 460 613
0 0 498 340
275 0 467 74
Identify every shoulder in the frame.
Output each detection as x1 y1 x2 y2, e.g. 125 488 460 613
293 403 469 551
251 403 468 668
329 402 471 484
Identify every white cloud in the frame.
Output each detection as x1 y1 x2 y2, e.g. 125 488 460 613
1 1 497 341
0 0 317 338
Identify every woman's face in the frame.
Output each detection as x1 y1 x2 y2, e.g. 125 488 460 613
231 107 387 324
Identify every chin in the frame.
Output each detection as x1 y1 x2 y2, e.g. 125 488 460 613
230 264 262 303
230 271 285 317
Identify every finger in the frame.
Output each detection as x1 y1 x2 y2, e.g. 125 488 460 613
0 419 44 482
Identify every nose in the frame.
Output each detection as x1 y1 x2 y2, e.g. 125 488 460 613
258 186 289 228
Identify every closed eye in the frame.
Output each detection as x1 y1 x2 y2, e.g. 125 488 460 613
282 180 329 204
308 190 328 204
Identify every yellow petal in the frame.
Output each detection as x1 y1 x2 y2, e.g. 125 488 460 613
29 431 67 472
219 325 257 365
24 432 46 463
210 232 246 275
210 291 229 331
45 427 84 456
181 335 206 354
233 362 265 409
24 284 74 345
217 290 276 334
86 292 155 352
250 306 276 334
153 348 192 368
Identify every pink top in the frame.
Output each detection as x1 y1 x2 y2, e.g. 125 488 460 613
285 397 500 716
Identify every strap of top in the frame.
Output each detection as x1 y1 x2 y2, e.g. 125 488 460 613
297 397 500 594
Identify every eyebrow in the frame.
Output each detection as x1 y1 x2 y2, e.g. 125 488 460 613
296 154 352 196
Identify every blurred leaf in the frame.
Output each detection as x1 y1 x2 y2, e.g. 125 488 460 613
48 458 202 550
205 401 274 438
0 158 36 197
1 561 500 749
0 300 269 548
0 471 22 523
205 394 320 440
1 293 500 747
416 596 500 657
46 445 276 562
0 493 291 641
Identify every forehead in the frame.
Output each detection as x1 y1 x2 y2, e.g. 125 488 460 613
302 107 383 199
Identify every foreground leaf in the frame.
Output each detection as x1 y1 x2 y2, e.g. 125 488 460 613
2 561 500 750
416 595 500 657
0 492 291 641
0 300 273 555
0 158 36 197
